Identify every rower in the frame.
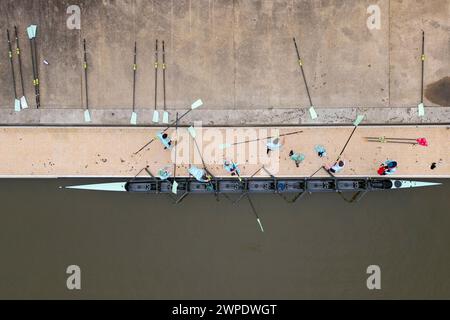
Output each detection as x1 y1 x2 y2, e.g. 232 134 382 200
189 165 211 183
156 132 173 150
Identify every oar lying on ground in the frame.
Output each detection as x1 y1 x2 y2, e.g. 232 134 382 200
365 136 428 146
219 130 303 149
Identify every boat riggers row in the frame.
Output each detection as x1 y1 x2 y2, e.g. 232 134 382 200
66 178 441 199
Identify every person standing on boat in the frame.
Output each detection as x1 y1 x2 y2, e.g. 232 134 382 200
266 137 282 155
156 132 173 150
189 165 211 183
377 160 398 175
289 150 305 167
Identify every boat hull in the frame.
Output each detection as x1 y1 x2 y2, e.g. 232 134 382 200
64 178 441 194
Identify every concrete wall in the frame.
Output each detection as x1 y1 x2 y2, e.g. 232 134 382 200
0 0 449 115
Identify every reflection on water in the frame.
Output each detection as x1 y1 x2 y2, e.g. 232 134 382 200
0 178 449 299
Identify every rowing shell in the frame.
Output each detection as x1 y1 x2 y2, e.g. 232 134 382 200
63 179 441 193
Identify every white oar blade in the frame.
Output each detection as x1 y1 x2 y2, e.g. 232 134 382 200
26 26 34 39
188 126 196 138
309 106 318 119
257 218 264 233
84 109 91 122
130 111 137 125
20 96 28 109
162 111 169 124
171 180 178 194
418 103 425 117
353 114 365 126
31 25 37 37
190 99 203 109
219 143 231 149
152 110 159 123
14 99 21 112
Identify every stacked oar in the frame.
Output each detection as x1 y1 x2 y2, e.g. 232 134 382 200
26 24 40 109
152 39 169 124
14 26 28 109
365 136 428 146
130 41 138 124
6 29 21 112
82 39 91 122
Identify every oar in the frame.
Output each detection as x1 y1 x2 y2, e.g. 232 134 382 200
335 115 364 162
366 140 418 145
219 130 303 149
418 30 425 117
130 41 137 125
133 99 203 154
365 136 419 141
152 39 159 123
310 115 364 177
365 136 428 146
6 29 20 112
14 26 28 109
171 112 179 194
27 25 39 109
247 194 264 233
162 40 169 124
83 39 91 122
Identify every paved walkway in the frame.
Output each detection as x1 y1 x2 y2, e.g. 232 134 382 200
0 125 448 178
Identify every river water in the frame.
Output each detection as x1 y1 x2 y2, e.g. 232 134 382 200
0 178 449 299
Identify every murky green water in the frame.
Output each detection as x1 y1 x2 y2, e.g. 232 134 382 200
0 178 449 299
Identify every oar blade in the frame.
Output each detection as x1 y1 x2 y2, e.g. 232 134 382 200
309 106 318 119
188 126 196 138
171 180 178 194
191 99 203 109
26 26 34 39
353 114 365 126
219 143 231 149
84 109 91 122
257 218 264 233
152 110 159 123
418 103 425 117
162 111 169 124
20 96 28 109
14 99 21 112
130 111 137 125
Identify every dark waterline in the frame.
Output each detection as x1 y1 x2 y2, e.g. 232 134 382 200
0 178 449 299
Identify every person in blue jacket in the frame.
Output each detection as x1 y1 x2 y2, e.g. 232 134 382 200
189 165 211 183
156 132 173 150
